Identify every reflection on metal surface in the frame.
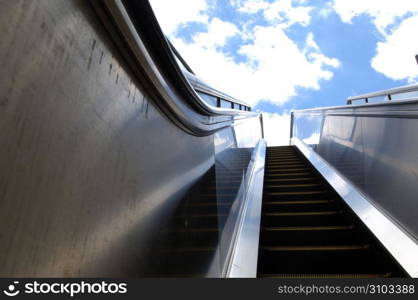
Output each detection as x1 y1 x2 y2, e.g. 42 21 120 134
141 167 219 276
233 116 263 148
292 137 418 277
212 120 263 276
226 140 266 278
292 100 418 243
149 119 263 277
215 147 252 275
292 112 324 150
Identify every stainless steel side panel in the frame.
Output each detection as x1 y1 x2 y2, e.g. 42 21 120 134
210 119 262 276
226 140 266 278
292 100 418 242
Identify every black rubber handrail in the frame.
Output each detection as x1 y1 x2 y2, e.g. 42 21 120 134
91 0 258 136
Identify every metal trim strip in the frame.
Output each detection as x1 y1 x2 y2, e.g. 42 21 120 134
225 139 266 278
292 98 418 114
347 83 418 101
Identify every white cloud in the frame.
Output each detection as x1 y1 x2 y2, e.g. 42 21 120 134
332 0 418 82
149 0 208 34
317 2 334 19
308 53 341 69
194 18 239 48
372 16 418 82
262 113 291 146
236 0 269 14
333 0 418 34
263 0 313 27
150 0 340 107
173 26 340 106
236 26 339 103
306 32 319 50
236 0 312 27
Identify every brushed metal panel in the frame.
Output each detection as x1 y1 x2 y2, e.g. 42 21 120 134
211 118 262 276
0 0 215 277
292 101 418 243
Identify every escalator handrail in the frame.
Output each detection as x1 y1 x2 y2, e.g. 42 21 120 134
91 0 258 136
347 83 418 104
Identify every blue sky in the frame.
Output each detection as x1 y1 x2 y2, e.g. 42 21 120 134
150 0 418 114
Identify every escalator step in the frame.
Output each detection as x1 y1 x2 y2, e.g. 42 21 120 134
266 172 315 177
262 245 369 251
264 190 328 196
261 225 363 245
263 225 354 231
264 199 333 204
258 146 406 278
265 177 320 183
262 212 349 227
259 249 387 274
265 183 322 188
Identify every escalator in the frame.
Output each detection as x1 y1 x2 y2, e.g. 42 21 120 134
257 146 406 278
3 0 417 279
